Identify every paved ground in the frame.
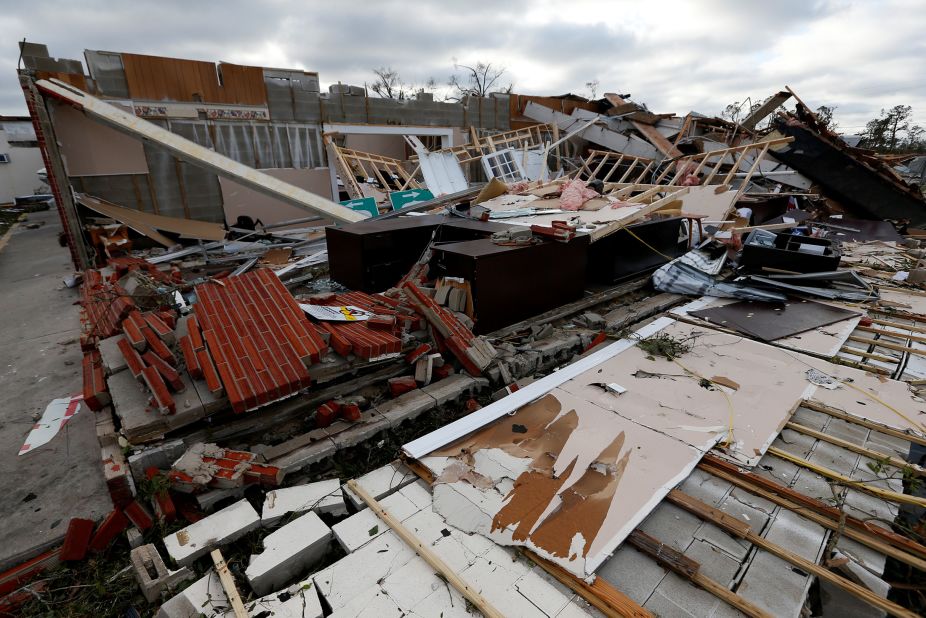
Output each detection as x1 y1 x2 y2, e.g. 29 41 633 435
0 208 111 572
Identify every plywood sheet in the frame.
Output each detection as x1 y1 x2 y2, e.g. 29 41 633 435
674 185 738 220
51 102 148 177
121 54 266 105
674 296 862 357
219 167 335 228
689 298 860 341
77 194 225 243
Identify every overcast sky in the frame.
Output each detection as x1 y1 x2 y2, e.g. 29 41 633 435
1 0 923 134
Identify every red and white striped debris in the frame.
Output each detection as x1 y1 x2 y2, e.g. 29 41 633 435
19 395 83 456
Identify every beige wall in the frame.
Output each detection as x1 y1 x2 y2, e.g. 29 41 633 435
0 132 47 203
219 167 337 228
344 134 408 160
50 101 149 177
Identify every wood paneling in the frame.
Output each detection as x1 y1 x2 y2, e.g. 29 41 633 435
36 71 87 91
120 53 266 105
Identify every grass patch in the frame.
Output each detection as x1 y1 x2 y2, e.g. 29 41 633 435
636 332 693 360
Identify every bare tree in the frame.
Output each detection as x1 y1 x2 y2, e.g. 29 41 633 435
369 66 407 100
448 61 511 100
585 79 600 100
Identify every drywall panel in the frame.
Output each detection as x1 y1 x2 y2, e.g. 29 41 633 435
425 388 706 578
51 102 148 177
219 167 336 227
674 185 738 220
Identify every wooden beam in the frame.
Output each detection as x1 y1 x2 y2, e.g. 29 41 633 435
346 479 505 618
211 549 248 618
858 324 926 345
666 489 919 618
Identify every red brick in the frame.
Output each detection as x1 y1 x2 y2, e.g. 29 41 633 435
88 509 129 553
117 337 146 379
388 376 418 398
433 364 455 380
341 402 361 422
142 351 185 392
405 343 432 364
244 463 283 486
141 366 176 415
196 350 224 398
187 315 205 351
143 312 175 344
121 317 146 352
179 335 202 380
315 401 340 428
156 310 177 330
60 518 95 561
142 326 177 365
123 500 154 531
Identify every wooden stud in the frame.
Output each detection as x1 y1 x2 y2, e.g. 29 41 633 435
347 479 505 618
667 490 919 618
211 549 248 618
858 324 926 345
838 346 900 365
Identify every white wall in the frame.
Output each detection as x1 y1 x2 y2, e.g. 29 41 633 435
0 130 47 204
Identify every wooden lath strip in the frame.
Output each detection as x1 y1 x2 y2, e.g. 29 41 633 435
700 460 926 572
667 489 920 618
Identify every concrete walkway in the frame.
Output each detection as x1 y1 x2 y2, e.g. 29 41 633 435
0 208 111 572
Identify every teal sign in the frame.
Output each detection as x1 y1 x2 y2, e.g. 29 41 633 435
340 197 379 219
389 189 434 211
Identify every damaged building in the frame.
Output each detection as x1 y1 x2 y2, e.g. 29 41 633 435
3 39 926 618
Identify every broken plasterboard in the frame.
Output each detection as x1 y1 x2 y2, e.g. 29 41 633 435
406 317 926 577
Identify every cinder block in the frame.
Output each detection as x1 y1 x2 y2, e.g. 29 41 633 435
333 481 430 553
246 511 332 596
262 478 346 526
130 543 195 603
163 499 260 567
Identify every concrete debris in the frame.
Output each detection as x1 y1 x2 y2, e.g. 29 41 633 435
6 38 926 618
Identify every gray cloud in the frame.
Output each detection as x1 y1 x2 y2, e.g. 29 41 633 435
1 0 923 133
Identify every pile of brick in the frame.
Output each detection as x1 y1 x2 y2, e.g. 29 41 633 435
78 270 135 348
306 291 409 360
190 269 328 413
401 281 496 375
167 442 282 492
117 309 184 415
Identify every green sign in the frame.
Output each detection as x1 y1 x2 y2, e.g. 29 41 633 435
340 197 379 219
389 189 434 211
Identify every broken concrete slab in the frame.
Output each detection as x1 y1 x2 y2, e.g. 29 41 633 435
333 481 431 553
98 334 127 375
246 510 332 596
262 478 346 526
342 460 418 510
232 579 324 618
163 499 260 567
156 569 229 617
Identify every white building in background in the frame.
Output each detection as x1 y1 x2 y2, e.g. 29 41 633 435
0 116 48 204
